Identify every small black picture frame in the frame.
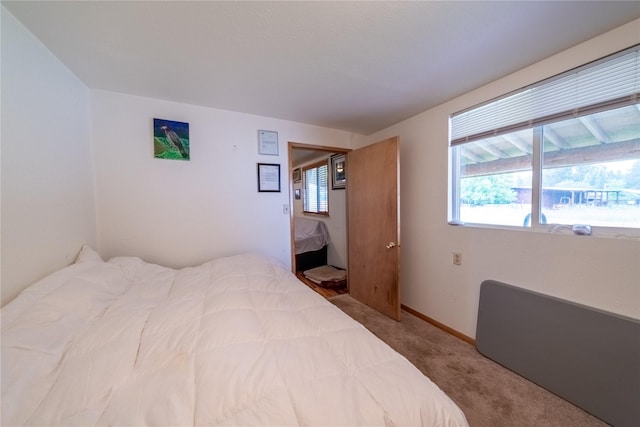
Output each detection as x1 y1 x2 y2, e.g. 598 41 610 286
331 153 346 189
294 189 301 200
257 163 281 192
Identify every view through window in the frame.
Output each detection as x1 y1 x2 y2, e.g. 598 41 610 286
540 106 640 228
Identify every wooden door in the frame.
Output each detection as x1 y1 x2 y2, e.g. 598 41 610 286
347 137 400 320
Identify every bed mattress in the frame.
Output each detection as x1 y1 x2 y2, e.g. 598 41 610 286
1 248 468 426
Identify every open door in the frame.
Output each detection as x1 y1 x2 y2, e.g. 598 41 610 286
347 137 400 320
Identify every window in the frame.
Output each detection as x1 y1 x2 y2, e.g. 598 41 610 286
455 128 534 226
303 160 329 214
450 45 640 231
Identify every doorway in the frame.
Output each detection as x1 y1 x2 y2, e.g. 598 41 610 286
288 142 349 281
288 137 401 320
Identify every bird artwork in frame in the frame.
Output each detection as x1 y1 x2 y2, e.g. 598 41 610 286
153 118 190 160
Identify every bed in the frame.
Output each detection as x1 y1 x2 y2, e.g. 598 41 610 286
1 247 468 426
294 217 329 271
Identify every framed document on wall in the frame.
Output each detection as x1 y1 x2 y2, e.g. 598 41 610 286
258 130 279 156
257 163 281 192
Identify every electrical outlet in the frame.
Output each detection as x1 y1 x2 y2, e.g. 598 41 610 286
453 252 462 266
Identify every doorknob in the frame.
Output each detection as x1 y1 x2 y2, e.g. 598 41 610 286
386 242 396 249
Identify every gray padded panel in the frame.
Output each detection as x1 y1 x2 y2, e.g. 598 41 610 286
476 280 640 427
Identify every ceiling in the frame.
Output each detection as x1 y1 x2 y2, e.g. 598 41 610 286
3 1 640 135
292 148 329 168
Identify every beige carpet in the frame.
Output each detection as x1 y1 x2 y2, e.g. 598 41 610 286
329 294 608 427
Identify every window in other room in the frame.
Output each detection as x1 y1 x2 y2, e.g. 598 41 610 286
303 160 329 215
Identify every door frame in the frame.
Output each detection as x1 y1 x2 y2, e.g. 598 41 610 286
288 141 351 273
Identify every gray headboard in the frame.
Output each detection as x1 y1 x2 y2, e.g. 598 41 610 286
476 279 640 427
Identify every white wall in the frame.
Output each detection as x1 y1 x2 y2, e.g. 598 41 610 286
90 90 358 269
1 7 97 306
364 19 640 338
293 153 347 269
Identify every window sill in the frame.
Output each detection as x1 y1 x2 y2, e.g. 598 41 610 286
303 212 329 217
448 221 640 240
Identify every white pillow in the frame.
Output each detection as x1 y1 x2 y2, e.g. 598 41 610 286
74 245 104 264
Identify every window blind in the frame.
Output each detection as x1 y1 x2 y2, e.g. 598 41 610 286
450 45 640 146
303 163 328 213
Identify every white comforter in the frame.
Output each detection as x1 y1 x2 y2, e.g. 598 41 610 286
1 250 468 426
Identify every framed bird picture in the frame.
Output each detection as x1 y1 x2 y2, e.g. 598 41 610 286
153 118 190 160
